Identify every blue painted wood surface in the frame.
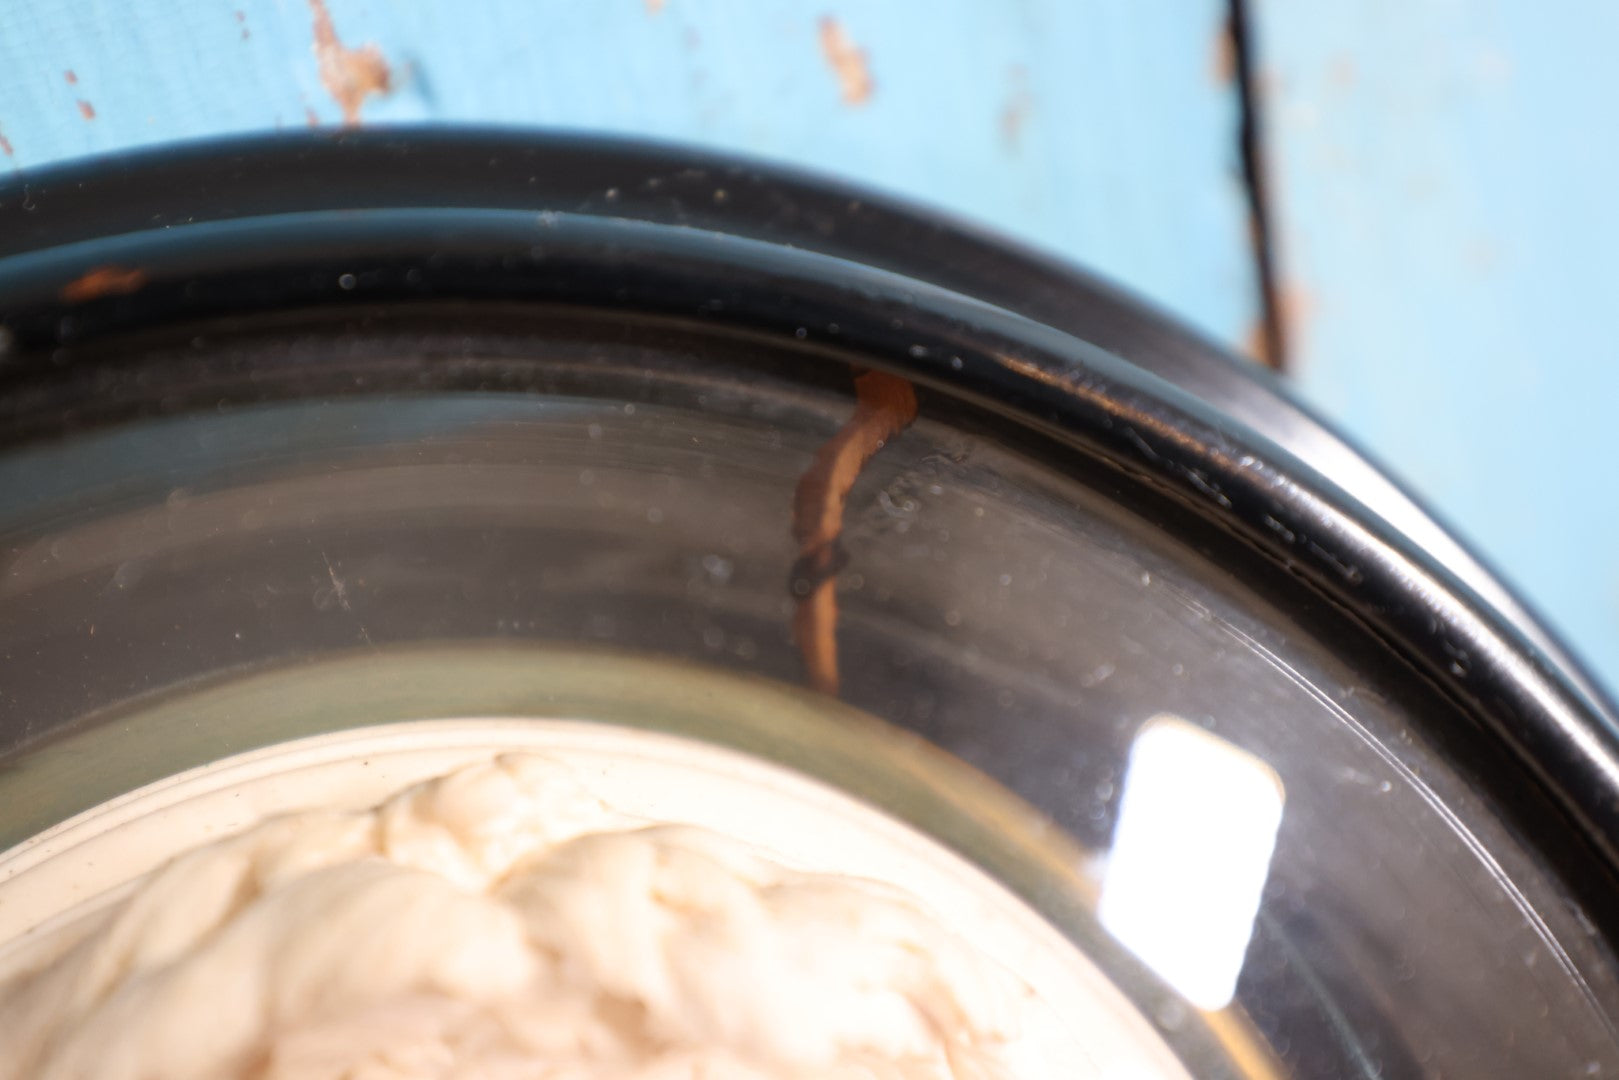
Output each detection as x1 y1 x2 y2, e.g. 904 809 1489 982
1250 1 1619 693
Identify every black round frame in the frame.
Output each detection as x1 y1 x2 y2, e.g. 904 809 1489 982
1 128 1616 944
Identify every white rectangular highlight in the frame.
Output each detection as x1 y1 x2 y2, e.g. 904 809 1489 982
1098 715 1284 1011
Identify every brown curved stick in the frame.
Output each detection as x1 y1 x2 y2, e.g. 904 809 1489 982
791 370 918 695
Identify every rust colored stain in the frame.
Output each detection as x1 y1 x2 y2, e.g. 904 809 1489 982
1210 21 1236 85
1000 67 1031 152
1246 283 1314 369
236 10 251 39
818 16 873 106
1000 102 1027 150
645 0 665 11
76 99 96 120
305 106 321 127
309 0 392 126
60 266 148 303
1242 319 1274 370
790 370 917 696
64 69 78 85
0 132 12 157
1276 283 1316 350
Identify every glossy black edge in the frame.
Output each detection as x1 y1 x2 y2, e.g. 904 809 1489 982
0 125 1336 429
1 127 1604 720
2 132 1619 914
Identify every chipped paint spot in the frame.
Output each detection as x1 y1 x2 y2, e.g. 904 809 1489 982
64 70 78 85
818 16 873 106
1000 66 1032 152
237 10 251 40
309 0 392 126
76 100 96 121
0 131 12 158
1211 22 1236 85
1277 283 1316 347
60 266 148 303
645 0 665 12
1248 283 1315 367
1242 319 1274 369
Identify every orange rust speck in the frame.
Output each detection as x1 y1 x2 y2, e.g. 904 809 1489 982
1211 23 1237 85
64 69 78 85
1243 319 1275 370
790 370 917 695
1245 283 1315 370
1276 283 1315 350
1000 98 1029 150
60 266 148 303
76 100 96 121
309 0 392 127
645 0 665 11
818 16 873 106
1000 68 1031 152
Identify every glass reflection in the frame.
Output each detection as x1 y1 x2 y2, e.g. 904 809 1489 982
1099 716 1284 1011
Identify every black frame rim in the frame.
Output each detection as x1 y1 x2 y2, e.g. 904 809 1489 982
2 128 1618 935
